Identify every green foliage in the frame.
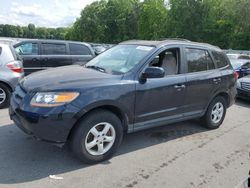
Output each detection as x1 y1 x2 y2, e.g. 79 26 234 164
69 0 140 43
167 0 205 41
0 24 68 40
0 0 250 49
66 0 249 49
138 0 167 39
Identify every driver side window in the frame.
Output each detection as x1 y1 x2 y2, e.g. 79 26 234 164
149 48 180 76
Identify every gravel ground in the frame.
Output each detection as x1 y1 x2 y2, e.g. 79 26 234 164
0 100 249 188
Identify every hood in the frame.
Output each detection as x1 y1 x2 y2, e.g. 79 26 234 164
238 75 250 83
21 65 121 92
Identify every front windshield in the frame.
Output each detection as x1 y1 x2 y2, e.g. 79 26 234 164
85 44 154 74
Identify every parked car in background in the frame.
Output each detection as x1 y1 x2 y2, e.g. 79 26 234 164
227 58 250 78
90 43 114 55
237 75 250 100
9 39 237 163
0 42 24 108
227 53 250 60
14 39 96 75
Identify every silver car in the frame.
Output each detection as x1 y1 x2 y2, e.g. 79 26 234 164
0 42 24 108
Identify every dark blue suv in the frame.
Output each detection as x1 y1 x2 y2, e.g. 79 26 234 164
9 40 237 163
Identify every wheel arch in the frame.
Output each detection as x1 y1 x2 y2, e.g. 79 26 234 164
217 92 230 107
208 91 231 109
67 104 130 141
0 80 13 92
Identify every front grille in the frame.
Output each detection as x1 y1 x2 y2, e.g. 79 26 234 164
241 82 250 91
13 85 27 105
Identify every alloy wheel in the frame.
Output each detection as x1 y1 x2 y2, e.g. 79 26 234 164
211 102 224 124
85 122 116 156
0 88 6 105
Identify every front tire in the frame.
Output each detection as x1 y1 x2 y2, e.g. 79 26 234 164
201 96 227 129
0 83 11 109
70 109 123 164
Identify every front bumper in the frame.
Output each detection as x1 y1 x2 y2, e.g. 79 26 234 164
237 88 250 100
9 86 80 143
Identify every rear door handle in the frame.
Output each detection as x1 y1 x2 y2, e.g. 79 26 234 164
213 78 221 83
174 84 186 89
32 58 39 62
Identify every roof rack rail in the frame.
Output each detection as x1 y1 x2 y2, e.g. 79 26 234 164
159 38 191 42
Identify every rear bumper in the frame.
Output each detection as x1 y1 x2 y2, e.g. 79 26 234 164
228 86 237 107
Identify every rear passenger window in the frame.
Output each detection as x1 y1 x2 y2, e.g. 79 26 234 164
185 48 215 73
0 47 2 55
212 51 229 68
69 43 91 55
41 43 66 55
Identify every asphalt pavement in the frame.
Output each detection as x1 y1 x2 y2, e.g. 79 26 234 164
0 100 249 188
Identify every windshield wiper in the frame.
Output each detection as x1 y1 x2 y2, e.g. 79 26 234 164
85 65 106 73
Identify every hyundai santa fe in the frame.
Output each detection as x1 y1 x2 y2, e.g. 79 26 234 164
9 39 237 163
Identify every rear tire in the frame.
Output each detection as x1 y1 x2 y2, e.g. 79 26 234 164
70 109 123 164
201 96 227 129
0 83 11 109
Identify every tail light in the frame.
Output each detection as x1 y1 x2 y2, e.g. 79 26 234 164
6 61 23 73
233 71 239 80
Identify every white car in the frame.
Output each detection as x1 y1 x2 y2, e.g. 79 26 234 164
0 41 24 108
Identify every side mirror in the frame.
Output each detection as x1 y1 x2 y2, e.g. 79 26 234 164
141 67 165 80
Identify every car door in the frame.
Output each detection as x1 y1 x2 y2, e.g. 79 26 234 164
69 43 95 65
182 47 221 116
14 41 41 75
134 46 187 131
40 42 72 69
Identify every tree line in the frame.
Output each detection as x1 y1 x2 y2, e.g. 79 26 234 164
0 23 68 40
0 0 250 50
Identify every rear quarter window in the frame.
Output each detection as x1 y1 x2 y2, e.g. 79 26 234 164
69 43 92 55
212 51 229 68
0 47 2 55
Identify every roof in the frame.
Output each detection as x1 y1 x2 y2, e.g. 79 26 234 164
0 41 12 47
120 39 221 51
16 38 88 44
13 39 92 48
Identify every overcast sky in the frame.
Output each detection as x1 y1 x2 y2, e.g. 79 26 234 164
0 0 96 28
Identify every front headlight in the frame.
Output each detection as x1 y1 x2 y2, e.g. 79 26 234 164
30 92 79 107
236 80 241 89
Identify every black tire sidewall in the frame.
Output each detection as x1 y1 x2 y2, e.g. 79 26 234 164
0 83 11 109
203 96 227 129
70 110 123 164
